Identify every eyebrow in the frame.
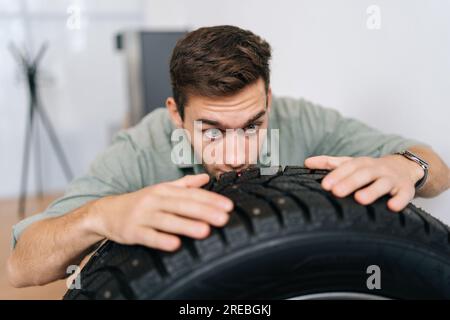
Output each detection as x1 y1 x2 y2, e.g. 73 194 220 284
197 110 266 128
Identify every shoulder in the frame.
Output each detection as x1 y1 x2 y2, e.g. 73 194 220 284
113 108 174 154
270 95 335 127
270 95 333 119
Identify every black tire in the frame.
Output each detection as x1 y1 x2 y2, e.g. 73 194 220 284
63 166 450 300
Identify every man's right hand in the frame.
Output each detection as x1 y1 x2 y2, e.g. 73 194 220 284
87 173 233 252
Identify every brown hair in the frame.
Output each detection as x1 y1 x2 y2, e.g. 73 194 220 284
169 25 272 119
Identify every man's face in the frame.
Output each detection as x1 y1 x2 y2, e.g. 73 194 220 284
167 78 272 179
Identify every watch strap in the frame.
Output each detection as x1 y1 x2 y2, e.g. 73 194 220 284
394 150 429 190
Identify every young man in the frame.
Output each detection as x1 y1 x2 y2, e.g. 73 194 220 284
7 25 449 287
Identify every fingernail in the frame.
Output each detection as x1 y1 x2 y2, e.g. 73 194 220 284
196 224 209 236
322 179 334 190
169 238 180 249
220 200 233 211
216 214 228 225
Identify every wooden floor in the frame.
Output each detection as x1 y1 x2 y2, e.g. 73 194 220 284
0 193 67 300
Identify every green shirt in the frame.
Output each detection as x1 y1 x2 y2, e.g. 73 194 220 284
11 96 427 248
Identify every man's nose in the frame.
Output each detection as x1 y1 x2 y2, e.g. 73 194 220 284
228 162 246 171
224 131 246 168
225 149 246 168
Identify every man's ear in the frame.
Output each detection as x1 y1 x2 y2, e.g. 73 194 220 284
166 97 183 128
266 86 273 113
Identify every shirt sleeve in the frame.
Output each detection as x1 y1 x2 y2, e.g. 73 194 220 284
11 131 148 249
298 98 431 157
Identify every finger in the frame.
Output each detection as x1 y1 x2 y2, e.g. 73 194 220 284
304 156 353 170
322 157 373 190
331 168 378 198
322 162 358 191
159 184 233 211
387 188 414 212
354 178 393 205
134 227 181 252
168 173 210 188
149 211 211 239
156 195 231 227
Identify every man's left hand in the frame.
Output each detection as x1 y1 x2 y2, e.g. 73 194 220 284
304 155 425 212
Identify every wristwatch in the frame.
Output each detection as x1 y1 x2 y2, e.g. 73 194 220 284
394 150 429 190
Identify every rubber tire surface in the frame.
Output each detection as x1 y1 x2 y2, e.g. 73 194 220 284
64 166 450 300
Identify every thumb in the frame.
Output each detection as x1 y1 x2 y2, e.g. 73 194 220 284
304 155 353 170
168 173 211 188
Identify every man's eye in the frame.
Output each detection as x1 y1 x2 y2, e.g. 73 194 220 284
204 128 223 140
245 124 259 136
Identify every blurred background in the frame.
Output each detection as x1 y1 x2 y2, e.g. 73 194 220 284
0 0 449 299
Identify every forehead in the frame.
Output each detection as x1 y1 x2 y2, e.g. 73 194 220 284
185 78 267 118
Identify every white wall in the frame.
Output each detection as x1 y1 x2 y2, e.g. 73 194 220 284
0 0 145 198
144 0 450 223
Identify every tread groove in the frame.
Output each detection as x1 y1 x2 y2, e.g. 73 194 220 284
399 212 406 227
306 188 345 220
265 184 311 222
149 251 169 278
233 207 255 235
410 207 431 235
366 205 376 222
183 238 200 261
243 189 285 228
96 266 136 299
215 227 229 246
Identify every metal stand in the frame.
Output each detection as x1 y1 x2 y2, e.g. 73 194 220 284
10 43 74 219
